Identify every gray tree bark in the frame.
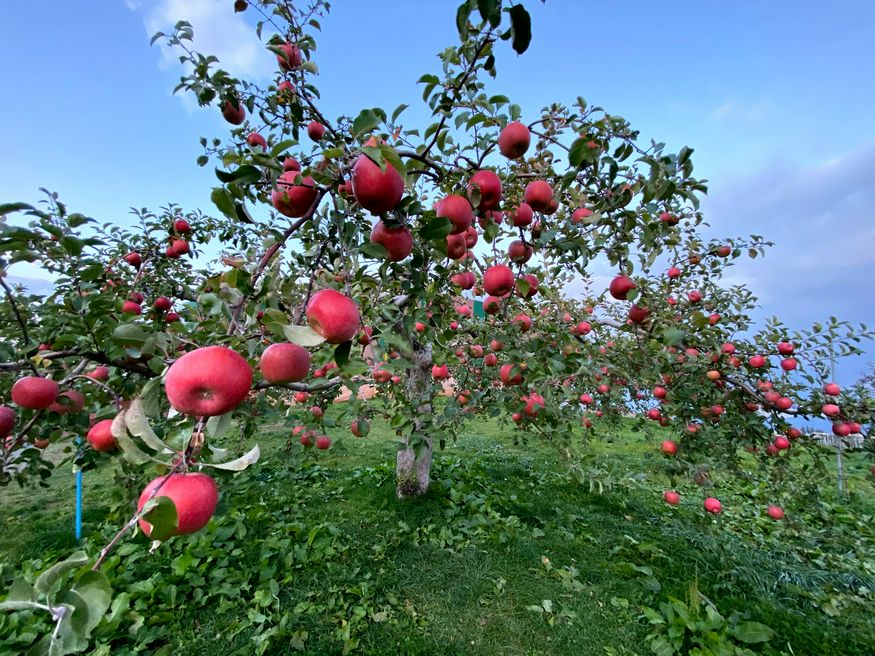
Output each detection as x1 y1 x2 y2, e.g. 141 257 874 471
395 342 433 498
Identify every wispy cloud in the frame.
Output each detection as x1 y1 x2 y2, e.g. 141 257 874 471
126 0 272 80
710 98 774 124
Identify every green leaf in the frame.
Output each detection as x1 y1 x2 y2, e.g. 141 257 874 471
72 570 111 636
419 217 452 241
211 188 237 219
205 412 234 439
283 324 327 347
359 241 389 259
477 0 502 27
215 165 262 185
125 399 173 454
35 552 89 596
456 0 476 40
508 4 532 54
111 324 148 347
334 340 351 367
352 108 381 137
203 444 260 471
731 621 774 644
110 412 153 466
141 495 178 541
391 104 409 122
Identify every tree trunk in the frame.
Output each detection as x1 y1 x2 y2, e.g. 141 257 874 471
396 342 433 498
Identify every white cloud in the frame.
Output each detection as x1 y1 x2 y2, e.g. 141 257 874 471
126 0 273 80
710 98 774 124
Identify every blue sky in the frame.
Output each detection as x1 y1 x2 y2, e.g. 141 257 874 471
1 0 873 382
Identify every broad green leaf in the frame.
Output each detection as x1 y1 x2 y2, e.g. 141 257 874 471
334 340 351 367
283 324 327 347
205 412 234 439
215 165 262 185
141 495 178 541
203 444 260 471
419 217 452 241
111 411 153 465
125 399 173 453
352 108 381 137
35 552 89 596
731 621 774 644
508 4 532 54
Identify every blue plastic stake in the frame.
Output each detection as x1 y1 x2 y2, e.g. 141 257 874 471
75 469 83 540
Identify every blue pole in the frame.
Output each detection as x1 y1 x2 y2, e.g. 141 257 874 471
75 438 83 541
75 469 82 540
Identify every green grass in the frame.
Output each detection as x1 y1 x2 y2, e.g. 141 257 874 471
1 413 873 655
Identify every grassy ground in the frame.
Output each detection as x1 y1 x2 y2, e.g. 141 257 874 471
1 412 873 655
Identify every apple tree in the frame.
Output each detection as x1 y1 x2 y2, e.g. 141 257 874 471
0 0 871 649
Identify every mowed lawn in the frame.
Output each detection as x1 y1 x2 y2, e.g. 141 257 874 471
1 411 873 655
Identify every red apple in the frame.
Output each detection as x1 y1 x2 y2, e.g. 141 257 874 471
748 355 766 368
467 170 502 210
628 305 650 324
436 194 474 234
823 382 841 396
659 212 679 225
86 418 117 452
500 364 524 386
138 472 219 537
609 275 635 300
122 300 142 315
221 99 245 125
123 252 142 269
259 343 311 384
306 289 360 344
571 207 593 224
483 264 515 297
87 366 110 381
283 157 301 173
497 121 531 159
822 403 840 417
165 346 253 416
777 341 794 355
484 353 498 367
483 296 502 314
519 273 539 298
432 364 450 380
508 203 533 227
154 296 172 312
512 313 532 333
351 418 370 437
508 240 533 264
276 42 302 71
523 180 553 212
663 490 681 505
49 390 85 415
11 376 59 410
272 171 318 218
0 406 16 437
247 132 267 149
687 290 702 303
780 358 797 371
370 220 413 261
766 505 784 520
174 219 191 233
703 497 722 514
774 436 791 450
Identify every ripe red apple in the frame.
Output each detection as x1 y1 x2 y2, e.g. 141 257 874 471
432 364 450 380
500 364 524 386
478 209 503 229
123 252 142 269
221 99 245 125
576 321 592 335
628 305 650 324
653 386 667 400
786 427 802 439
483 353 498 367
351 418 370 437
436 194 474 234
11 376 59 410
780 358 797 372
774 436 791 450
307 121 325 141
446 233 467 260
766 505 784 520
523 180 553 212
122 300 142 315
497 121 531 159
715 245 731 257
87 366 110 381
0 406 16 437
370 220 413 261
748 355 766 368
663 490 681 505
571 207 593 224
777 341 794 355
282 157 301 173
464 225 478 249
154 296 172 312
703 497 722 514
247 132 267 149
647 408 661 421
822 403 840 417
490 339 504 352
86 418 117 452
597 383 610 394
508 240 533 264
300 432 313 448
259 343 311 384
832 422 851 437
272 171 318 218
659 211 679 225
49 390 85 415
276 42 302 71
174 219 191 233
508 203 533 227
306 289 360 344
775 397 793 411
848 422 862 434
166 312 181 323
483 264 515 297
519 273 539 298
138 472 219 537
165 346 253 416
687 290 702 303
666 266 682 279
823 382 841 396
483 296 502 314
467 170 502 210
609 275 635 300
512 313 532 333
